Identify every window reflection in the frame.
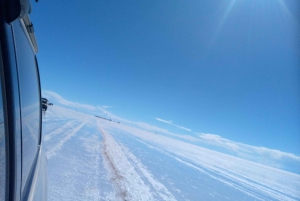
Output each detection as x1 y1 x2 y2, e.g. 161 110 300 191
13 20 41 192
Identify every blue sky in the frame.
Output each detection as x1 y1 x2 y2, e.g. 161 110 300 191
31 0 299 156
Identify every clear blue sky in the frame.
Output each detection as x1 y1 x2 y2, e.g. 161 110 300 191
31 0 299 155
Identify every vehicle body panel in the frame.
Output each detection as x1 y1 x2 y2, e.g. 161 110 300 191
0 0 47 200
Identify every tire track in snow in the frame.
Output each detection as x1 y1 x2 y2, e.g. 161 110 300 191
81 135 101 200
46 120 88 159
100 127 133 201
121 146 177 200
98 121 176 201
81 134 115 200
44 120 78 142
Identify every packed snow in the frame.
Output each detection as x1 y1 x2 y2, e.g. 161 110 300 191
42 105 300 201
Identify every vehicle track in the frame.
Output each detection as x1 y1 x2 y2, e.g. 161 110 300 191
100 127 128 201
98 120 176 201
46 120 88 159
44 120 78 142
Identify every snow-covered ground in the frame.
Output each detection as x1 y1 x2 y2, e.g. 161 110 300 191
42 105 300 201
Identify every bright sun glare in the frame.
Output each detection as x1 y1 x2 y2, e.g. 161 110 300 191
204 0 296 57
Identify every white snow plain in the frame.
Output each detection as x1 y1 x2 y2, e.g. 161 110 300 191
42 106 300 201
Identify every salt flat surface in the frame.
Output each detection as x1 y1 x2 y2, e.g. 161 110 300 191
42 106 300 201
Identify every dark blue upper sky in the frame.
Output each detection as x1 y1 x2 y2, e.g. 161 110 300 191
31 0 299 154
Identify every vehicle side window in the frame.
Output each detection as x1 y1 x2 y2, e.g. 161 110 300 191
12 20 41 193
0 52 6 201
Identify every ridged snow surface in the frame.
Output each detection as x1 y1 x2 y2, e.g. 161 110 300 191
42 106 300 201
